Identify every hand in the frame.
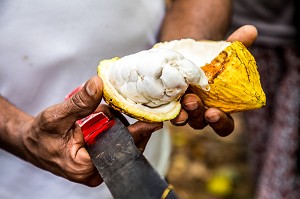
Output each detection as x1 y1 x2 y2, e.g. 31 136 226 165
171 93 234 137
21 76 162 187
171 25 258 136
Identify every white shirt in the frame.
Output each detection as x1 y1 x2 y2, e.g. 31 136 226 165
0 1 171 198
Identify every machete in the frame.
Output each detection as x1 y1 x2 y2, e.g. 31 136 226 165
66 87 179 199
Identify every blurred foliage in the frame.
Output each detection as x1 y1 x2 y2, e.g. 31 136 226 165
166 113 255 199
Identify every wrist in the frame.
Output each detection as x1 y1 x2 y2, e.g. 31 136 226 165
0 96 34 161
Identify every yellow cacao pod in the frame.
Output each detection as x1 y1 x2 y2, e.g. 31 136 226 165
97 39 266 122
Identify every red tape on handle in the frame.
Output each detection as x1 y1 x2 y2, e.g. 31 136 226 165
79 112 115 145
65 86 115 145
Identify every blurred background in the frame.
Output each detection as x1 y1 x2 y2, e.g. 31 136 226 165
166 113 254 199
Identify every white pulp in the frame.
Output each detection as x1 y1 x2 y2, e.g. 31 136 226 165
108 48 209 108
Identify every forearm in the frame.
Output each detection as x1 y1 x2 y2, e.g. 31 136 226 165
0 96 33 159
160 0 232 41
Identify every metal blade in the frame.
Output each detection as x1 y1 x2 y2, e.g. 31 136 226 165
65 87 178 198
86 117 178 199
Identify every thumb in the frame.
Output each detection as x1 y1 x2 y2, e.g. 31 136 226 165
61 76 103 125
127 122 163 152
226 25 258 48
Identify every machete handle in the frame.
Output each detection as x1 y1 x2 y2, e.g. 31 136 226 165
64 85 115 145
78 112 115 145
65 85 179 199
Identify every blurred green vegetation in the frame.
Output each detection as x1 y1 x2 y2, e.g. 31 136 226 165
166 113 254 199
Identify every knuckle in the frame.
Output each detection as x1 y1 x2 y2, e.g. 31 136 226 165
70 92 89 111
36 108 62 131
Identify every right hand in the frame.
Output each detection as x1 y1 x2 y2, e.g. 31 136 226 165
20 76 162 187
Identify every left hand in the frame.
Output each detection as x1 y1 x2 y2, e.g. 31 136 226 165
171 25 258 137
171 93 234 137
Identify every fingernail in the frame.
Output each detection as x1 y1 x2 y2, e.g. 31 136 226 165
206 113 220 123
174 120 188 126
184 101 198 111
86 78 97 96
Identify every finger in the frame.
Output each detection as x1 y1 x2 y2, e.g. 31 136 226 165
34 76 103 133
95 105 162 151
170 109 188 126
181 94 207 129
127 121 163 151
75 147 103 187
226 25 258 47
205 108 234 137
85 171 103 187
58 76 103 128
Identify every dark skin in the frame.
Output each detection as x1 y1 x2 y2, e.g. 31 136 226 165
0 0 257 188
171 25 258 137
160 0 257 137
0 77 163 187
160 0 234 137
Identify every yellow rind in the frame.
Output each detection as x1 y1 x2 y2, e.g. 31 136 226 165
191 41 266 113
97 40 266 122
97 58 181 122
